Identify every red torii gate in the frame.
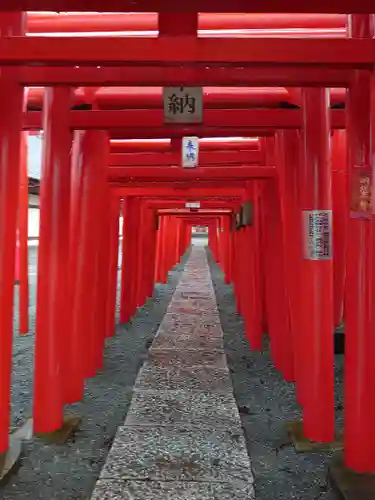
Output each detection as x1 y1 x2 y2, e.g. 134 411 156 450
22 109 347 131
25 13 348 32
18 65 353 87
109 138 260 153
108 167 275 182
0 37 372 65
108 151 263 167
0 1 371 11
0 11 374 496
145 199 241 209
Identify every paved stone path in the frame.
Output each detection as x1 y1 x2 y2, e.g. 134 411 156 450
91 246 254 499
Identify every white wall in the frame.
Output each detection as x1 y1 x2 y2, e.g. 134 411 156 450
28 207 40 238
27 136 124 241
27 195 123 240
28 134 42 180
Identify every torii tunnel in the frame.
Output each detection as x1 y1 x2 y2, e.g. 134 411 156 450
0 5 375 499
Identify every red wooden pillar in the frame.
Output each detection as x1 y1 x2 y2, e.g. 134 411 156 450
235 226 241 307
220 215 230 274
65 130 106 402
260 136 275 341
253 181 266 338
208 224 213 256
0 12 25 455
65 131 84 403
91 132 110 373
181 222 187 255
242 185 262 351
299 88 334 443
186 223 192 250
180 219 186 257
331 130 347 328
345 70 375 470
123 197 139 318
120 197 134 323
154 214 161 283
341 14 375 472
175 218 181 263
237 227 245 314
170 216 176 267
141 207 152 301
241 223 249 318
231 226 239 309
241 222 252 341
106 195 121 337
18 131 29 335
163 216 173 280
134 199 148 308
179 220 186 258
262 135 294 381
138 205 155 306
147 211 158 297
277 130 305 399
158 215 167 284
215 219 220 264
174 218 180 264
173 218 179 264
217 217 224 269
120 197 129 322
129 197 142 314
33 87 72 432
222 215 232 284
187 220 191 251
211 222 216 260
135 201 145 308
256 180 268 334
229 217 236 283
237 227 245 315
222 216 229 279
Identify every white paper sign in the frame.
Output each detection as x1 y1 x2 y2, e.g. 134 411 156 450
182 136 199 168
163 87 203 124
186 202 200 208
302 210 333 260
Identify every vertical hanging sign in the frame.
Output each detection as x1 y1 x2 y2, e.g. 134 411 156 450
163 87 203 124
350 166 372 218
302 210 333 260
182 136 199 168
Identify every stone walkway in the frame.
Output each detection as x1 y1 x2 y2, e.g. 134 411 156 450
91 246 254 499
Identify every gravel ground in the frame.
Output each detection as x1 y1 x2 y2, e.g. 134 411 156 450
207 249 344 500
0 245 190 500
